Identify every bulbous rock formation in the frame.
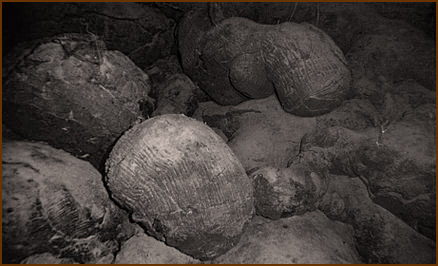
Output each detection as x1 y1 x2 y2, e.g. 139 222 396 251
2 33 154 168
2 141 134 264
180 16 351 116
105 114 254 260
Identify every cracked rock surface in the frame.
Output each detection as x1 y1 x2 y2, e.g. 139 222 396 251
2 141 135 264
2 33 154 169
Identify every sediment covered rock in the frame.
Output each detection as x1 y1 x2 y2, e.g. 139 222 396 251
193 95 317 171
105 114 254 260
319 175 436 264
2 141 134 264
213 211 362 264
179 15 351 116
2 33 154 168
114 230 200 264
249 166 328 219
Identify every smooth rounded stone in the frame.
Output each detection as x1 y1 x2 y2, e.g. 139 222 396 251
213 211 362 264
151 73 199 117
105 114 254 260
193 95 317 171
180 15 351 116
249 166 328 219
2 33 154 169
318 175 436 264
2 141 134 264
114 230 200 264
3 2 175 69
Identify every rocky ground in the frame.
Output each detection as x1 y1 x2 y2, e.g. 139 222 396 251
2 2 436 264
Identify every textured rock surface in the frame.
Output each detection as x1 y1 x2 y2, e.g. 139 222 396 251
194 95 317 171
114 229 200 264
2 33 153 169
145 55 183 87
2 141 134 264
319 175 436 263
213 211 362 264
105 114 254 260
20 253 77 264
151 73 200 117
179 15 351 116
3 2 175 69
249 166 327 219
347 20 435 92
301 102 436 240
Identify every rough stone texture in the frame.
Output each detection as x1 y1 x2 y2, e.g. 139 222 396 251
301 100 436 240
145 55 183 87
151 74 200 117
315 98 378 131
213 211 362 264
3 2 175 69
2 33 154 169
318 175 436 264
180 16 351 116
2 141 135 264
249 166 328 219
177 8 244 105
105 114 254 260
371 2 435 39
193 95 317 171
114 229 200 264
20 253 77 264
347 19 435 92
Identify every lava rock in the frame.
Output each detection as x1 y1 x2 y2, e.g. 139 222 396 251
2 141 134 264
302 103 436 240
20 253 77 264
105 114 254 260
145 55 183 87
347 17 435 91
114 229 200 264
2 33 154 169
318 175 436 264
213 211 362 264
180 16 351 116
193 95 317 171
151 73 200 117
3 2 175 69
249 165 328 219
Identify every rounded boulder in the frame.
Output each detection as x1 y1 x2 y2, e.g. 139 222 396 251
105 114 254 260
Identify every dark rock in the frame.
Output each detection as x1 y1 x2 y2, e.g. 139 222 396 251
3 2 175 69
151 73 200 117
2 33 154 169
105 114 254 260
301 103 436 240
180 15 351 116
319 175 436 264
249 165 328 219
145 55 183 87
2 141 135 264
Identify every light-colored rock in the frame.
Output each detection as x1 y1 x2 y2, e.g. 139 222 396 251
213 211 362 264
115 231 200 264
105 114 254 260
